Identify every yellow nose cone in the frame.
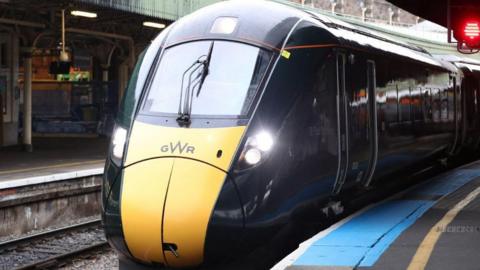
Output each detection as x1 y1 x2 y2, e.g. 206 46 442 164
120 121 245 267
162 158 228 267
121 158 174 263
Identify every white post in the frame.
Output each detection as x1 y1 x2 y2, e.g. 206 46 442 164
118 62 128 104
101 64 109 82
388 7 395 25
331 2 337 14
362 7 368 22
22 49 32 152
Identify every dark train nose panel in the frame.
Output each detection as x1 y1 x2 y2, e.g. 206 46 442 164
204 175 246 265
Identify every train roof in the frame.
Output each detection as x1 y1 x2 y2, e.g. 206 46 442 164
434 55 480 73
273 0 480 63
159 0 459 71
162 0 306 51
300 11 444 68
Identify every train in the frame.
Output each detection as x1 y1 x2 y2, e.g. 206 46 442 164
101 1 480 269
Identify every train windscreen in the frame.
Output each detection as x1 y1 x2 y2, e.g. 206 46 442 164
142 41 271 118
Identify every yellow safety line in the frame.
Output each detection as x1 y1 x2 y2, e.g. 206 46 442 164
407 186 480 270
0 159 105 175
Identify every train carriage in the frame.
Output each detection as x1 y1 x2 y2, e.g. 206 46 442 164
101 1 478 269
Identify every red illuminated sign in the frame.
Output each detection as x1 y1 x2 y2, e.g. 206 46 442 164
448 3 480 52
454 19 480 51
464 21 480 40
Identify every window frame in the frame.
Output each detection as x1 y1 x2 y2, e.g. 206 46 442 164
138 39 274 120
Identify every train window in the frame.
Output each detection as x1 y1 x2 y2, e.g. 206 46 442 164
412 87 422 121
117 49 147 127
384 84 397 123
423 88 433 122
432 88 441 122
143 41 271 117
448 83 455 122
465 77 477 127
457 82 462 122
348 58 368 145
474 83 480 126
441 88 448 121
474 81 480 115
409 87 413 121
398 86 410 122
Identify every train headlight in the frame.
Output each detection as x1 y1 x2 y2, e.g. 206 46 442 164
253 131 274 152
111 126 127 165
244 148 262 165
241 131 274 167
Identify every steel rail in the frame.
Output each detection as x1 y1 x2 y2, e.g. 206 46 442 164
0 218 101 251
14 241 109 270
0 218 108 270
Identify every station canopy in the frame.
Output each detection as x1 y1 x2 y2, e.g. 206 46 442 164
0 0 223 54
75 0 222 21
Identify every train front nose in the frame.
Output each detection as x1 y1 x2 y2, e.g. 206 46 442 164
120 121 245 268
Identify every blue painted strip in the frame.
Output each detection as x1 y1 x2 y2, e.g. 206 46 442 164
359 201 434 266
294 200 433 266
295 246 369 267
411 169 480 196
293 168 480 267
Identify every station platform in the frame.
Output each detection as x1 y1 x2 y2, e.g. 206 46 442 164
0 137 107 238
0 137 108 189
274 161 480 270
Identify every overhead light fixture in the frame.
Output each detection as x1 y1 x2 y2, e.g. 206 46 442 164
70 10 97 18
143 21 166 29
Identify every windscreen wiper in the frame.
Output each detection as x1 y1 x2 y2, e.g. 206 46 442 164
185 42 214 117
176 42 214 126
195 42 214 98
177 59 204 125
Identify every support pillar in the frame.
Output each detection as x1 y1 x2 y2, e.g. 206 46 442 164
22 48 32 152
331 2 337 14
415 16 421 24
388 7 396 25
0 91 3 146
362 7 368 22
100 64 110 109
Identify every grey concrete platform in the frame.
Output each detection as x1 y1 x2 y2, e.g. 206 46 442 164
0 137 108 188
0 137 107 237
274 161 480 270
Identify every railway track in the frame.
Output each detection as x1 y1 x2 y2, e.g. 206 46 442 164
0 219 109 270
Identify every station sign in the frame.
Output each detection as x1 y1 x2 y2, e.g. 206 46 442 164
449 2 480 53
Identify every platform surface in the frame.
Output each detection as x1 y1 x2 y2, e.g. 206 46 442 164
274 161 480 270
0 137 108 188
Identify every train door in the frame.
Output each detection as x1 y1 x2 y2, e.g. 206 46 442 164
363 60 378 187
332 53 349 194
460 73 480 152
459 76 467 148
449 76 461 154
334 55 378 193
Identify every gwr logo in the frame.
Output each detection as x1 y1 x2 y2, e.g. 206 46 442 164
161 141 195 154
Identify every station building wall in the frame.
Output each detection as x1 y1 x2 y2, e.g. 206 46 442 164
0 33 19 147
